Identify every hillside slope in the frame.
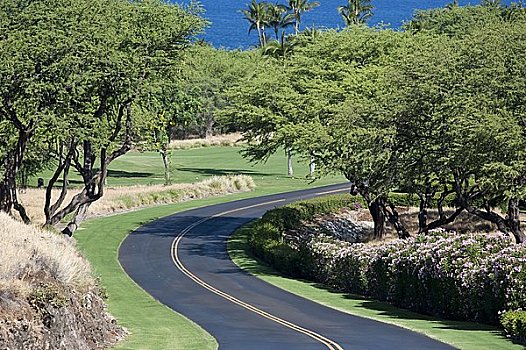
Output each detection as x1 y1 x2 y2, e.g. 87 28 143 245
0 213 125 349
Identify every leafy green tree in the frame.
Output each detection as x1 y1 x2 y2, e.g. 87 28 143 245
287 28 409 238
391 16 526 242
225 28 410 237
139 80 201 185
180 45 257 138
0 0 205 234
338 0 373 26
0 0 82 223
405 1 525 36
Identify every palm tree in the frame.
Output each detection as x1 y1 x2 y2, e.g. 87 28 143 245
242 0 270 46
267 3 295 40
285 0 320 34
338 0 373 26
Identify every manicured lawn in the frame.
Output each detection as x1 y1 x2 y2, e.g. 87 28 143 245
36 146 341 188
228 224 524 350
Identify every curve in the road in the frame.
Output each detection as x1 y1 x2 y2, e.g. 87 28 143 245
171 197 344 350
119 184 456 350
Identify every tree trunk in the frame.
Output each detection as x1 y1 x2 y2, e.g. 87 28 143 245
44 143 73 226
48 100 133 236
257 22 264 46
369 198 385 239
62 203 90 237
309 157 316 177
417 194 429 234
286 148 293 176
383 201 410 239
507 198 525 243
0 125 33 223
205 113 214 139
160 149 171 185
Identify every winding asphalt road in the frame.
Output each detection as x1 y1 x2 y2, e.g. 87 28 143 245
119 184 456 350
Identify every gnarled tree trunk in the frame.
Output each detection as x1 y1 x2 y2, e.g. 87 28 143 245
369 198 385 239
46 101 133 236
0 118 35 224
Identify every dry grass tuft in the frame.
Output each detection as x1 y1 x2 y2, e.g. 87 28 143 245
19 175 256 224
0 213 94 297
168 133 243 150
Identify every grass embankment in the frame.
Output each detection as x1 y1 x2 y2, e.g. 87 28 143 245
228 225 523 350
75 147 344 349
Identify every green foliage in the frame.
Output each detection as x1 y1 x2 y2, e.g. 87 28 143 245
225 2 526 240
501 310 526 345
262 194 363 230
248 194 362 277
405 2 526 36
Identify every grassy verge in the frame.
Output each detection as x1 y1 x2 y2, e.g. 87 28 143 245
75 181 343 349
228 223 523 350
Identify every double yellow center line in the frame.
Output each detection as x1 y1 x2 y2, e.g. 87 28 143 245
171 189 349 350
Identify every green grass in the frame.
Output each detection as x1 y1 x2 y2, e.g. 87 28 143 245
228 224 524 350
36 146 342 188
75 152 344 349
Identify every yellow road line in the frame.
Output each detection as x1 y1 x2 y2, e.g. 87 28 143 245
171 193 349 350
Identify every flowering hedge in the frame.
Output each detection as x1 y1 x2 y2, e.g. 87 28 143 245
248 197 526 334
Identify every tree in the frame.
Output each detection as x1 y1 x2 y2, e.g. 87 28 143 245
0 0 82 223
224 28 411 237
404 1 525 36
391 16 526 243
287 28 410 238
51 0 204 236
338 0 373 26
284 0 320 34
0 0 205 234
267 3 295 41
139 80 201 185
242 0 270 46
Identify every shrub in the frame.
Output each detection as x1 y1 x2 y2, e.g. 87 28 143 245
247 195 526 327
501 310 526 345
261 194 364 231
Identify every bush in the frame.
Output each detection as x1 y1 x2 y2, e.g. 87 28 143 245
501 310 526 345
247 195 526 327
261 194 365 231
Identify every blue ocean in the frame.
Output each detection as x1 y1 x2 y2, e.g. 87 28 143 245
177 0 512 49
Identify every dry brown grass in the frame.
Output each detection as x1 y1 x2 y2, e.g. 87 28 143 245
0 213 94 297
19 175 255 225
168 133 242 150
346 207 499 236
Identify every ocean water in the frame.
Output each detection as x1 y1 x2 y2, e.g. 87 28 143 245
177 0 511 49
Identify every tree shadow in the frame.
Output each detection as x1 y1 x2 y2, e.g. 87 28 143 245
107 169 155 178
177 167 281 177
